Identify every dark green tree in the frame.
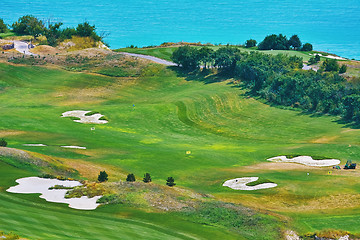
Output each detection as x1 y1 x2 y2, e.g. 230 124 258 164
166 177 176 187
322 59 339 72
245 39 257 48
126 173 136 182
301 43 313 51
197 46 214 69
213 46 242 70
143 173 152 183
97 170 108 182
44 21 63 46
258 34 289 50
76 21 101 41
0 18 8 33
288 35 302 49
0 138 7 147
308 54 320 65
339 64 347 74
12 15 45 39
171 45 200 70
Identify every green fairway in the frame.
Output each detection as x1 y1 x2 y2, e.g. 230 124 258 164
116 45 313 61
1 60 360 238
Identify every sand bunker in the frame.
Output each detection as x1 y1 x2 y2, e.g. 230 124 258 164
60 146 87 150
223 177 277 190
267 156 340 167
23 144 47 147
7 177 101 210
61 110 108 124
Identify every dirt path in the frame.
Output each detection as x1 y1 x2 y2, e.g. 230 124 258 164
119 52 177 66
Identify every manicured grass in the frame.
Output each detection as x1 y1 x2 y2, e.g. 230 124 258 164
1 61 360 237
116 45 312 61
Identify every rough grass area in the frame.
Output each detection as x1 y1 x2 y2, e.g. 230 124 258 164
0 230 21 240
179 202 281 240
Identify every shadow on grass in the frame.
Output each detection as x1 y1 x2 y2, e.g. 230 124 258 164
169 66 235 84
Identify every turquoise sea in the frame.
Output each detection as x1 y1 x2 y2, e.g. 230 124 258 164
1 0 359 59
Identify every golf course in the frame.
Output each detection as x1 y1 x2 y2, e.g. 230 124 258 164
1 40 360 239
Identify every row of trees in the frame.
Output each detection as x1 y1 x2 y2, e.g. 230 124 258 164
173 46 359 124
249 34 313 51
98 171 176 186
1 15 103 46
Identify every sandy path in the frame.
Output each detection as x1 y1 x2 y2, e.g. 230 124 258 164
119 52 177 66
10 40 38 56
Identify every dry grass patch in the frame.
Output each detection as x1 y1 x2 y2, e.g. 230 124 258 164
30 45 62 55
0 130 26 137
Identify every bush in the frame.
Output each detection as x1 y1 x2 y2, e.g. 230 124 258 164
97 170 108 182
126 173 136 182
323 59 339 72
143 173 152 183
0 138 7 147
339 64 347 74
0 18 8 33
166 177 176 187
245 39 257 48
258 34 289 50
12 15 45 39
301 43 313 51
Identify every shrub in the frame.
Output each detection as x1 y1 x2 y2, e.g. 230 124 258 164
0 138 7 147
339 64 347 74
245 39 257 48
126 173 136 182
301 43 313 51
143 173 151 183
323 59 339 72
0 18 8 33
98 170 108 182
166 177 176 187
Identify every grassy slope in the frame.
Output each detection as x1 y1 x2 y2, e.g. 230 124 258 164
116 46 313 61
1 62 360 237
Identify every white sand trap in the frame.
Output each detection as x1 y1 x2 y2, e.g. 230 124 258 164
267 156 340 167
60 146 87 150
23 144 47 147
223 177 277 190
61 110 108 124
7 177 101 210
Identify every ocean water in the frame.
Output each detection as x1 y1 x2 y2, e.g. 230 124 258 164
1 0 359 59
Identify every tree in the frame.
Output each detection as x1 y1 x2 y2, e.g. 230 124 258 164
288 35 302 50
166 177 176 187
301 43 313 51
258 34 289 50
339 64 347 74
97 170 108 182
245 39 257 48
322 59 339 72
44 21 63 46
12 15 45 39
213 46 242 70
197 46 214 69
171 45 200 70
308 54 320 65
126 173 136 182
0 18 8 33
0 138 7 147
143 173 152 183
76 21 101 41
